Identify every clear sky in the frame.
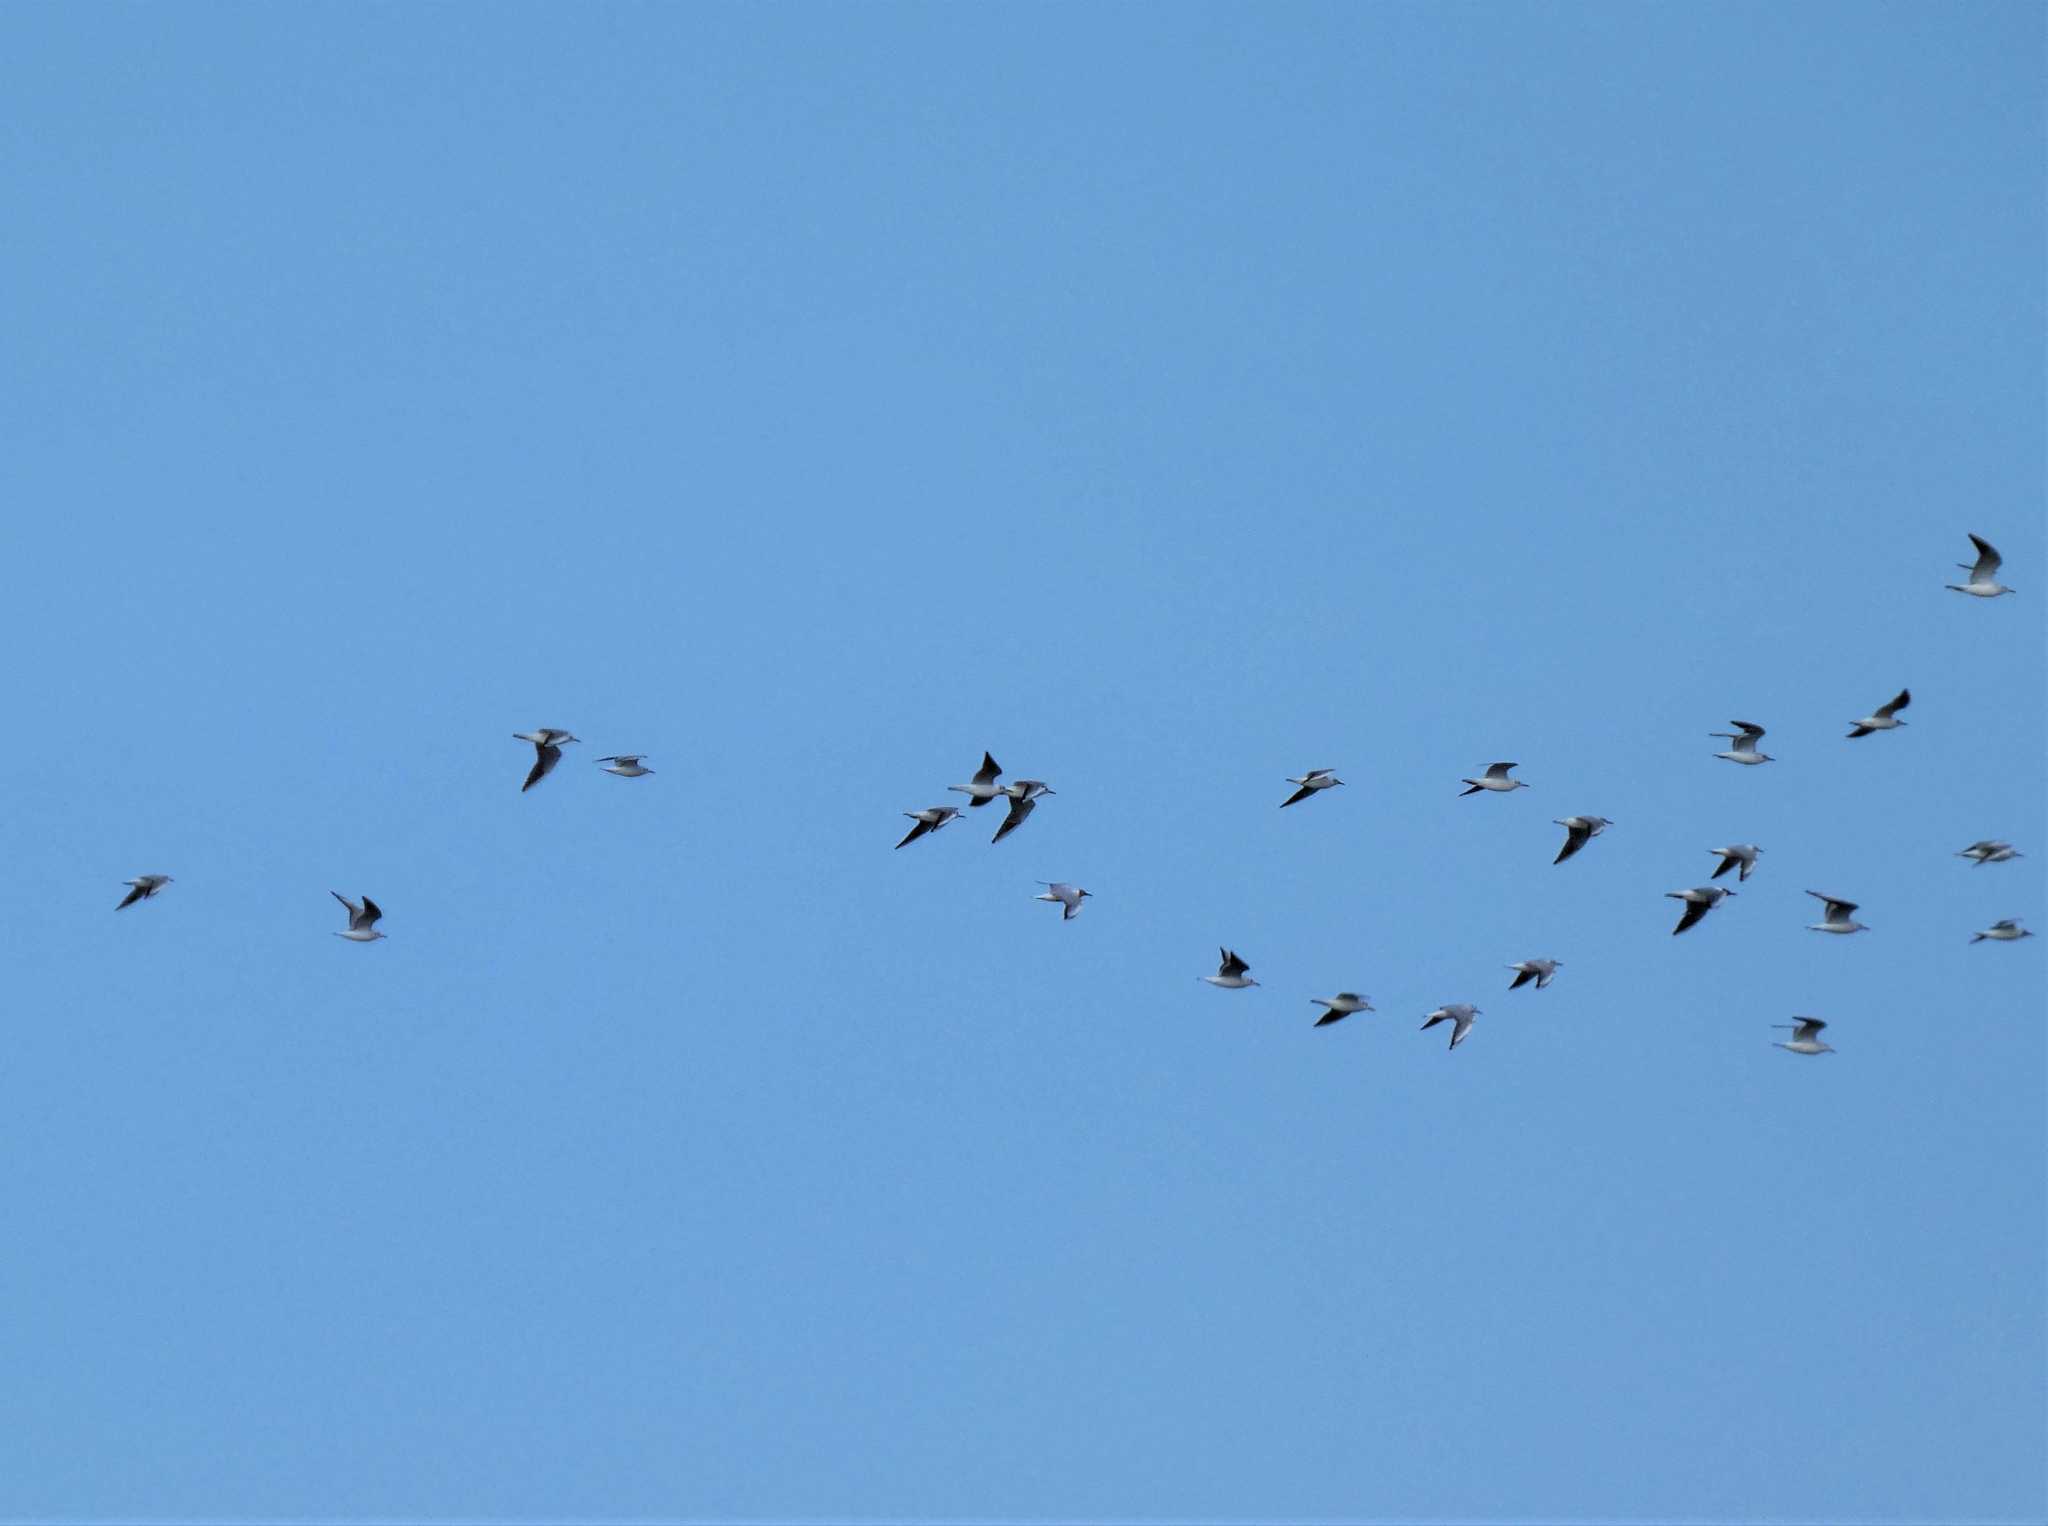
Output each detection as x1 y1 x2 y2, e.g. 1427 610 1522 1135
1 3 2041 1521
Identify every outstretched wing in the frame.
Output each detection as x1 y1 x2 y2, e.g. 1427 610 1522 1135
1221 949 1250 978
1484 762 1517 779
972 751 1001 787
1279 783 1317 808
895 817 933 849
1672 898 1711 935
116 883 147 910
991 794 1035 843
1876 688 1910 719
359 897 383 928
523 743 562 792
1555 821 1591 864
1968 534 2002 580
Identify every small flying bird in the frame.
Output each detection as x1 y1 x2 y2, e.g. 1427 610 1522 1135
1003 779 1056 802
1957 840 2021 866
1280 769 1344 808
948 752 1005 807
895 806 962 849
1771 1017 1835 1055
1971 919 2034 944
1507 959 1561 990
331 891 386 943
513 728 579 791
1034 882 1091 920
1201 949 1258 988
1804 891 1867 935
1459 762 1527 795
1946 534 2013 598
1552 815 1611 864
1310 992 1374 1026
595 755 653 777
1667 885 1736 935
1420 1003 1479 1049
1846 689 1910 738
1710 722 1773 765
116 874 173 910
991 790 1045 844
1710 844 1764 882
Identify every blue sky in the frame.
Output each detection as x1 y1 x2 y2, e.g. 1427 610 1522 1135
1 3 2041 1520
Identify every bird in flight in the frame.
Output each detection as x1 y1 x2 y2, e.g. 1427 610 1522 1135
1710 722 1773 765
1956 839 2021 866
1709 844 1763 882
513 728 579 791
1280 769 1343 808
1421 1003 1479 1049
1971 918 2034 944
1846 689 1910 738
595 755 653 777
992 783 1052 844
1771 1017 1835 1055
1552 815 1610 865
1667 885 1736 935
948 752 1006 808
1310 992 1374 1026
895 805 962 849
1507 958 1560 990
1946 533 2012 598
1034 882 1091 920
1459 762 1527 795
116 874 173 910
1804 891 1867 935
1201 949 1258 988
331 892 386 943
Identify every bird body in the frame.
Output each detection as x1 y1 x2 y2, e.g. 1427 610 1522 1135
1310 992 1373 1026
331 891 386 942
514 728 579 791
949 751 1006 806
896 806 962 849
1946 534 2013 597
1710 722 1773 765
1957 840 2021 866
1667 885 1735 934
1459 762 1527 795
595 755 653 777
1553 816 1610 864
1772 1017 1835 1055
1972 919 2034 944
1201 948 1258 988
1804 891 1867 935
1034 882 1091 920
1846 689 1910 738
1421 1003 1479 1048
116 874 173 910
1507 959 1560 990
1281 769 1344 808
1710 844 1763 881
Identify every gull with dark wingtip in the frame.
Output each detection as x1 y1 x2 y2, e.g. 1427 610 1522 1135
1507 959 1560 990
1420 1003 1479 1049
1710 844 1763 882
1310 992 1373 1026
948 752 1005 808
331 892 386 943
895 805 962 849
1280 769 1343 808
1772 1017 1835 1055
116 874 173 910
1710 722 1772 765
1459 762 1527 796
1034 882 1091 921
513 728 579 791
595 754 653 777
1957 840 2021 866
1805 891 1867 935
1846 689 1909 738
1201 949 1258 989
991 780 1053 844
1667 885 1735 935
1552 816 1610 864
1971 919 2034 944
1946 534 2013 598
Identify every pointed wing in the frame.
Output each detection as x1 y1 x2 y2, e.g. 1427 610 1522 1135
1449 1011 1474 1048
1876 688 1909 718
116 884 147 910
1793 1017 1827 1043
1313 1009 1349 1027
895 817 933 849
991 794 1035 843
972 751 1001 787
1484 762 1517 779
1807 891 1856 919
1220 950 1250 978
1062 899 1080 921
1672 898 1711 934
1279 783 1317 808
1968 534 2002 580
523 743 562 792
331 890 362 921
1509 967 1535 988
359 897 383 928
1555 821 1591 864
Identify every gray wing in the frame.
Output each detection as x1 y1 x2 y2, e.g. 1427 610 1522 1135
1876 688 1910 719
991 794 1035 843
1968 534 2002 580
523 744 562 792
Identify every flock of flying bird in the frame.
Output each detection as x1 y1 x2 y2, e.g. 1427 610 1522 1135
111 535 2031 1054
